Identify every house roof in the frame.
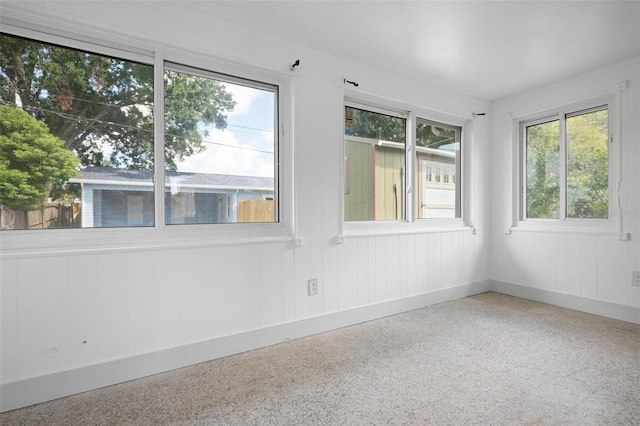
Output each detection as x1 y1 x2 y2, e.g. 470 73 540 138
69 167 274 191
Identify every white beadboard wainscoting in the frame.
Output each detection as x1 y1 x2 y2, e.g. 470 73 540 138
1 233 490 411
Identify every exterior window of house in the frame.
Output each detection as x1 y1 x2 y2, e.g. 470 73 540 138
521 103 610 221
343 104 407 221
425 165 433 182
0 32 154 230
416 119 462 219
164 63 277 225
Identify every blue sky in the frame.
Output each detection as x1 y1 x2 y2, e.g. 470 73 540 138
175 82 276 178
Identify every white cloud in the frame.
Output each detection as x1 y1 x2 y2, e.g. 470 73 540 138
176 128 274 178
175 81 275 177
223 82 260 117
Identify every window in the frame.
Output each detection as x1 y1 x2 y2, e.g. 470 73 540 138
416 119 461 219
343 100 464 223
164 63 277 225
521 101 611 222
0 33 154 230
0 31 282 231
343 104 407 221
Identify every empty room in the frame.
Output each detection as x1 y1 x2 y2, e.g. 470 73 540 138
1 1 639 424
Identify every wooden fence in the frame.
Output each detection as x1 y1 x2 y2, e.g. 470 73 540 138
1 203 81 230
2 200 270 229
237 199 274 223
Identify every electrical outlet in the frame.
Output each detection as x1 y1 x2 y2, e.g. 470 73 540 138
632 271 640 287
308 278 318 296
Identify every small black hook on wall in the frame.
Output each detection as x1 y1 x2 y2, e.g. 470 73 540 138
290 59 300 71
344 79 359 87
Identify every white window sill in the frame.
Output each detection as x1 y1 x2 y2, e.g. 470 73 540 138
341 219 475 241
0 223 295 258
506 222 626 239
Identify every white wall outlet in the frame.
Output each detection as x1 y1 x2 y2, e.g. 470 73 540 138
308 278 318 296
632 271 640 287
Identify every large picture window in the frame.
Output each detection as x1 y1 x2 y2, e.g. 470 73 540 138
0 32 281 231
521 102 610 221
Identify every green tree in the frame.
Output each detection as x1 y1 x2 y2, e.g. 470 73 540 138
0 105 79 211
567 110 608 218
525 110 608 219
345 107 459 150
345 106 406 143
164 69 235 170
526 120 560 219
0 34 235 171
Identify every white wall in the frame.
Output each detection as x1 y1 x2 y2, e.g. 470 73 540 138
490 57 640 311
0 3 491 411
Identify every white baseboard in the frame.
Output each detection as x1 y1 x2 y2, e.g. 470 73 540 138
0 280 491 413
490 280 640 325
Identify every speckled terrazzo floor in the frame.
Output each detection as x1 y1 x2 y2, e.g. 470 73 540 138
2 292 639 425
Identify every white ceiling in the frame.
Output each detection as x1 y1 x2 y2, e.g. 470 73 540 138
192 1 640 102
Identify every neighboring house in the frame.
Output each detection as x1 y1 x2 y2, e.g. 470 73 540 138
344 136 458 221
69 167 275 227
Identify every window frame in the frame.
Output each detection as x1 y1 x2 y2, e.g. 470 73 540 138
161 61 281 227
515 94 618 232
341 93 472 238
0 19 294 254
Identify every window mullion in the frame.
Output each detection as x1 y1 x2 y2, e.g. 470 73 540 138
154 54 166 230
520 123 528 220
559 115 567 220
406 112 416 223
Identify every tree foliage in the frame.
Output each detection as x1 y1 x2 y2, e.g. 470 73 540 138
345 106 459 151
164 70 235 170
526 119 560 219
567 110 608 218
0 105 79 210
0 33 236 172
525 110 608 219
345 106 406 143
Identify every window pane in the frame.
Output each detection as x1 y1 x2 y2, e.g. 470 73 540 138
416 120 461 219
0 33 154 230
344 106 406 221
164 66 277 225
567 108 608 218
525 120 560 219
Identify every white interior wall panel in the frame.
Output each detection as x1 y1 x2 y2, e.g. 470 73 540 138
132 251 157 355
0 2 491 411
1 259 18 383
152 250 179 350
